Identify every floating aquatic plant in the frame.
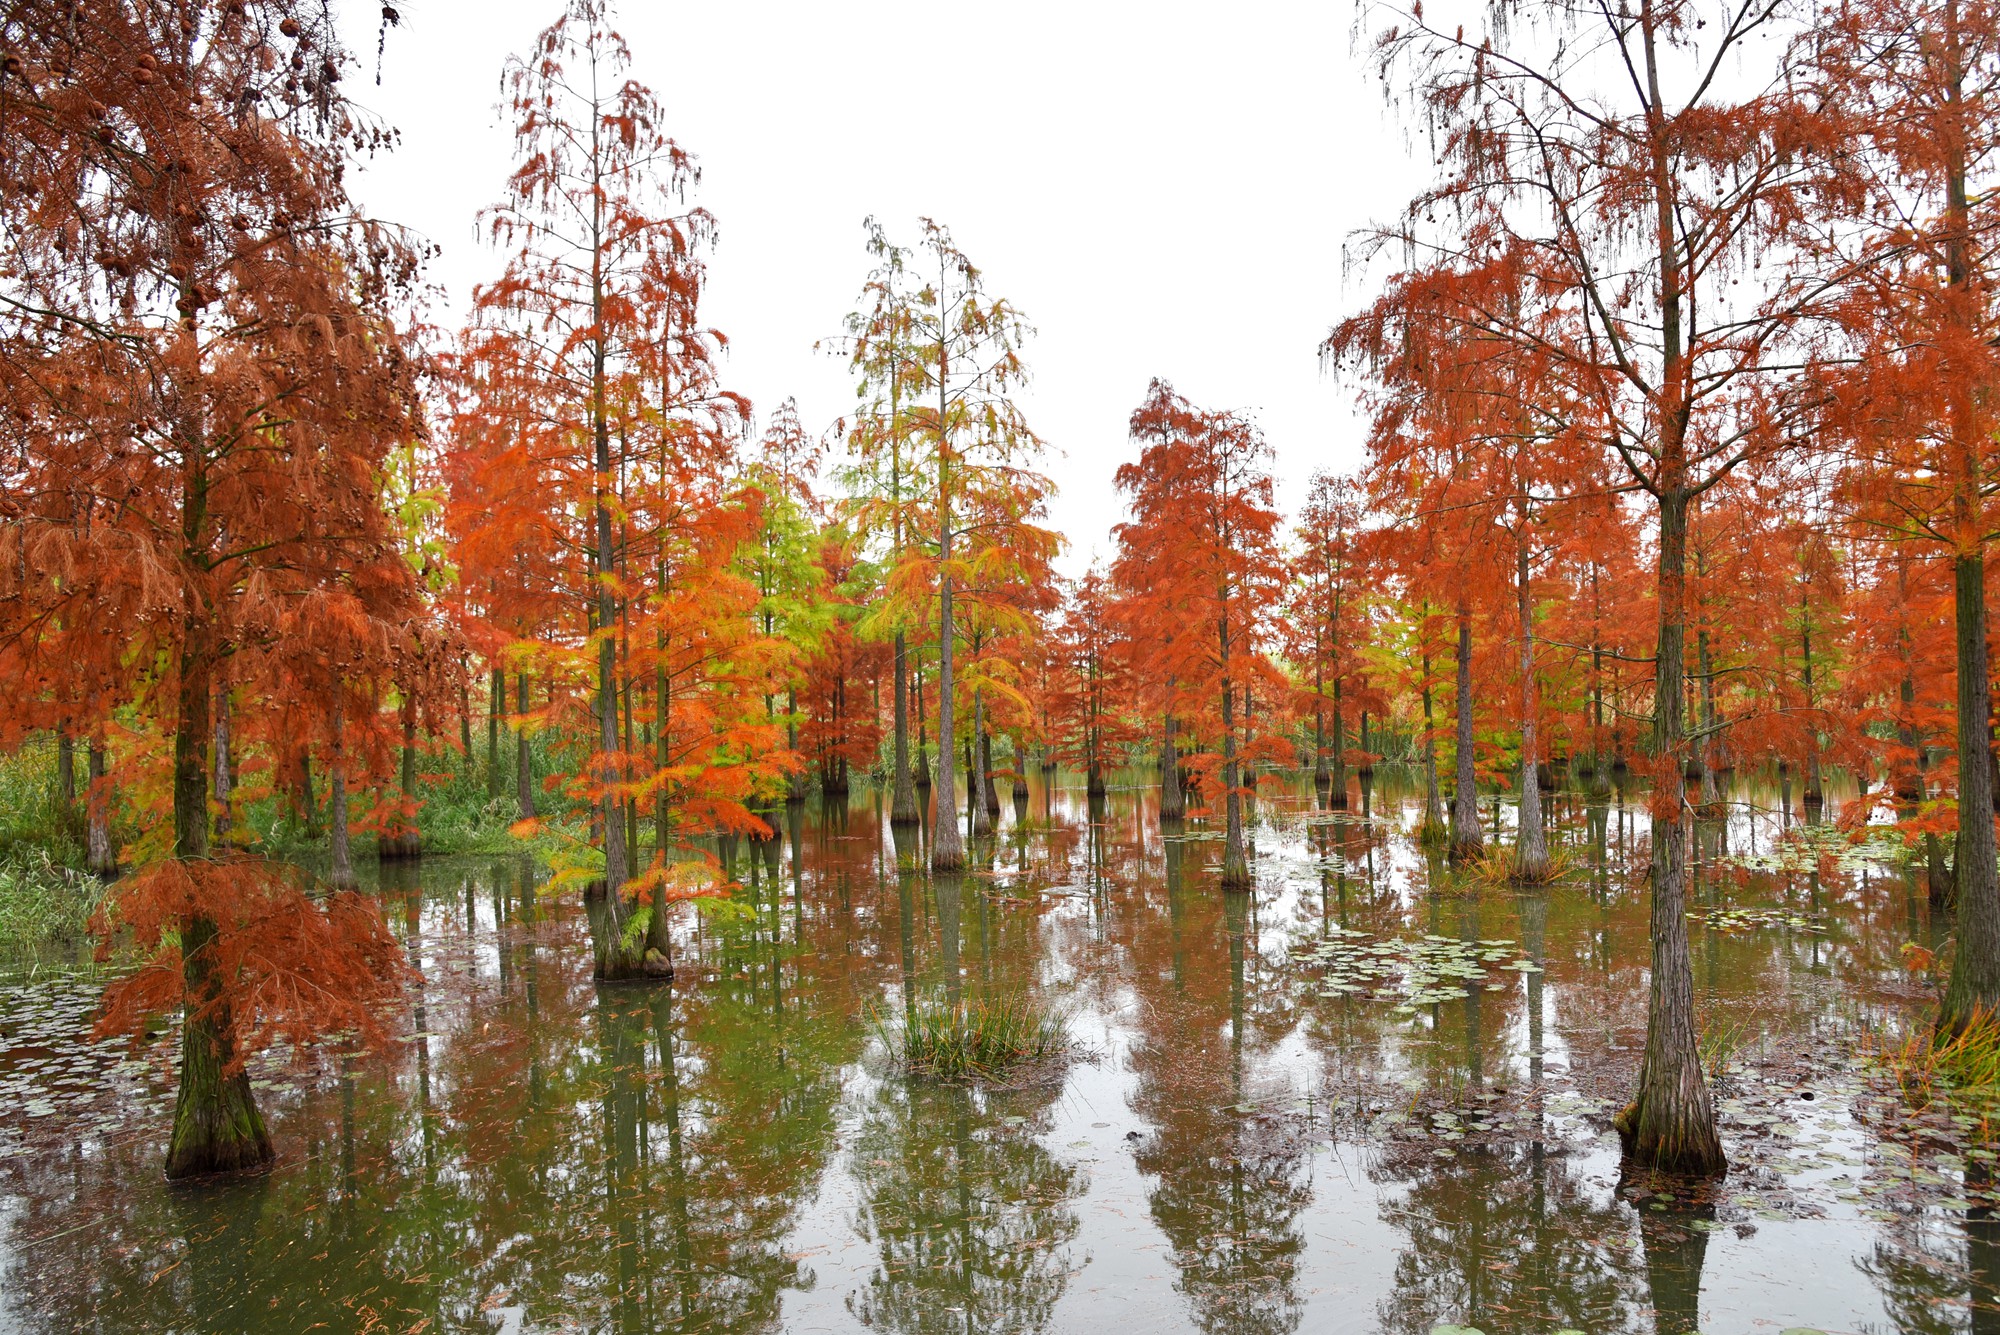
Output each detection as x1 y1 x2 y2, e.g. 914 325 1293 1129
1290 927 1541 1011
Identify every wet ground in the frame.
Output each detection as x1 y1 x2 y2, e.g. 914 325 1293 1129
0 768 1991 1333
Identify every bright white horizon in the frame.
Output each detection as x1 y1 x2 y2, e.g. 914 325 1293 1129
339 0 1422 572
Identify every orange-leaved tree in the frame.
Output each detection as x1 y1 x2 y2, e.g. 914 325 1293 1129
0 0 424 1176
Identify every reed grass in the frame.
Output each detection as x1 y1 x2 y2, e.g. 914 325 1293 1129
886 993 1069 1081
1889 1009 2000 1138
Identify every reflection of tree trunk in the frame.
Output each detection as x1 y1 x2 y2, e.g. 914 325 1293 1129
936 872 963 1007
1634 1191 1714 1335
1460 897 1483 1088
649 988 698 1330
898 867 919 1029
1520 893 1549 1088
597 999 643 1334
1225 890 1249 1107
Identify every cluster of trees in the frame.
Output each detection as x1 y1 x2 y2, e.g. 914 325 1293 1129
1317 0 2000 1177
2 0 1995 1194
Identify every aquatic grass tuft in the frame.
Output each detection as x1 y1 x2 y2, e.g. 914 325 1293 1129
885 993 1070 1081
1888 1008 2000 1139
1463 842 1578 887
1699 1014 1751 1081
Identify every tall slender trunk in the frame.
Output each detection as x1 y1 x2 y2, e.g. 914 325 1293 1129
891 632 918 823
165 620 271 1179
915 661 932 790
488 663 504 798
329 697 355 890
459 663 474 765
515 671 536 821
1450 604 1483 860
1801 599 1824 806
389 696 422 858
588 88 637 979
56 732 75 821
1160 710 1184 821
212 678 232 844
1219 609 1249 890
969 692 992 838
1697 626 1720 810
932 575 963 868
1514 506 1549 882
981 722 1000 817
86 740 115 876
1329 680 1348 810
1421 649 1444 840
645 663 674 975
1618 6 1723 1170
1620 485 1723 1172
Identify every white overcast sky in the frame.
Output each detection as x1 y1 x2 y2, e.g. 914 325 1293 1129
337 0 1424 574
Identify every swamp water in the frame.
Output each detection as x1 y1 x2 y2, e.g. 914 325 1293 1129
0 770 1990 1333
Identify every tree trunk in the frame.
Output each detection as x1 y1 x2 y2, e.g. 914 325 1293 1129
1697 625 1721 812
1514 516 1550 882
459 666 473 766
380 697 421 860
1421 649 1445 841
86 740 115 876
969 693 993 839
932 567 964 870
212 678 232 845
1160 713 1184 821
515 672 536 821
299 747 321 840
56 732 75 822
1329 682 1348 810
1450 605 1484 860
891 631 918 824
329 698 356 891
166 632 272 1179
1219 616 1249 891
1617 487 1724 1174
981 723 1000 817
1943 550 2000 1031
488 663 504 798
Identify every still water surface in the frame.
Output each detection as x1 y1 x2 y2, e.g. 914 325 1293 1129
0 769 1990 1333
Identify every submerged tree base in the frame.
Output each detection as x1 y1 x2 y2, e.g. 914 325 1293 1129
164 1066 273 1181
1614 1097 1727 1177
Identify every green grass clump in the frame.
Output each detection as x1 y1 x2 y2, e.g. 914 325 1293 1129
889 994 1069 1081
0 851 103 978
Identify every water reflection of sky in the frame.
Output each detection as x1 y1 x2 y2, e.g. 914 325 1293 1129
0 766 1992 1333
